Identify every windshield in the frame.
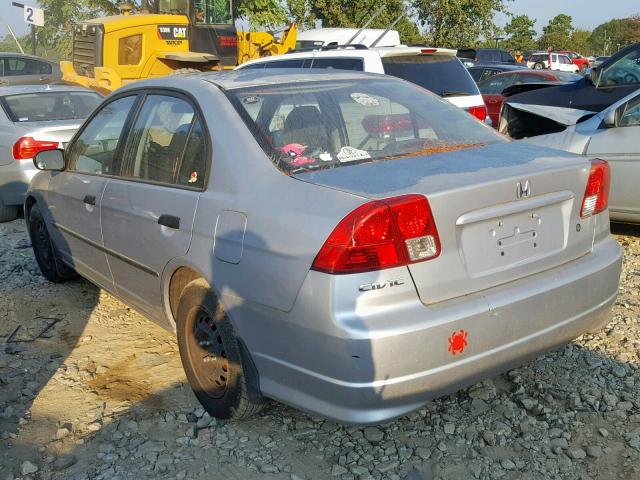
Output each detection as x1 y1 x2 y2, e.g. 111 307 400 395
227 77 503 173
157 0 232 24
3 92 102 123
599 46 640 87
382 55 479 97
194 0 232 24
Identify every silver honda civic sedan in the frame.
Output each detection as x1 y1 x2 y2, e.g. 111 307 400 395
25 70 622 424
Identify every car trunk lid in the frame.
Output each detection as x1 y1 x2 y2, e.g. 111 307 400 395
295 141 595 305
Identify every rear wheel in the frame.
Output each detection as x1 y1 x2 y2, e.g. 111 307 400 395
0 201 18 223
533 62 544 70
176 279 263 420
27 203 76 282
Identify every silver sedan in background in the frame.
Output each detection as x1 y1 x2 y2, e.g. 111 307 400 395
525 88 640 223
0 85 102 221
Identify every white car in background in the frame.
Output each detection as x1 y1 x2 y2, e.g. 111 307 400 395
528 53 580 73
237 46 490 122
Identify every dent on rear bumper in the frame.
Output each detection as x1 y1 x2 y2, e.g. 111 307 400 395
243 238 621 424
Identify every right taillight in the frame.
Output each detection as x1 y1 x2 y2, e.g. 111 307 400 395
311 194 440 274
13 137 59 160
581 158 610 218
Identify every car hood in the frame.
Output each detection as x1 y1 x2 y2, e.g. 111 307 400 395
504 77 638 113
505 103 596 126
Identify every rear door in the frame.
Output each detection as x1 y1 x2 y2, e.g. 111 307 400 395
100 92 208 319
47 94 139 289
585 93 640 217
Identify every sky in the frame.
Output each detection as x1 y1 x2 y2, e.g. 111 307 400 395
2 0 640 39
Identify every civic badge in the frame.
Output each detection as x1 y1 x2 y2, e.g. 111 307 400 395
516 180 531 199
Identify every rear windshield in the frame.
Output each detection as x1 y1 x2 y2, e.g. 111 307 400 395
3 92 102 123
227 77 503 173
381 55 479 97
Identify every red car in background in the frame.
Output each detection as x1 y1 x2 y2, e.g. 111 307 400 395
477 70 582 127
555 50 591 71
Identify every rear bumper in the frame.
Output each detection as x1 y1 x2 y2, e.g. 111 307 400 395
248 237 621 424
0 160 37 206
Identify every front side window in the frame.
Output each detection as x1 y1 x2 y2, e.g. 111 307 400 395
121 95 206 187
3 92 102 122
228 78 504 173
599 46 640 87
618 95 640 127
67 95 137 175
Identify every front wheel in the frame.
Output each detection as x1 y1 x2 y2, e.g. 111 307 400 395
533 62 544 70
27 204 76 282
176 279 263 420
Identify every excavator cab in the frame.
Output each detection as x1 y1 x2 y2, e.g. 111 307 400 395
149 0 238 67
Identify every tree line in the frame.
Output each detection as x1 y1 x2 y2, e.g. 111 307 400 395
0 0 638 60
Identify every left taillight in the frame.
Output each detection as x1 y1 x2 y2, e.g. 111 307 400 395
581 158 610 218
467 104 487 122
13 137 59 160
311 194 441 275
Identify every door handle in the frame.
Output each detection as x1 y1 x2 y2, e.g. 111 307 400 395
39 76 50 82
158 214 180 229
83 194 96 206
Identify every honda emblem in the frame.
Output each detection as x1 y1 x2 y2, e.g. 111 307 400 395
516 180 531 199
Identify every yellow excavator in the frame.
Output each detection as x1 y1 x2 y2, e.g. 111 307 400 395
61 0 297 94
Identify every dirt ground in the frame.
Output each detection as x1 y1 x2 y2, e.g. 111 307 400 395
0 218 638 480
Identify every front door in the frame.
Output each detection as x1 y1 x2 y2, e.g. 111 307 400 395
101 93 208 319
48 95 139 289
585 94 640 217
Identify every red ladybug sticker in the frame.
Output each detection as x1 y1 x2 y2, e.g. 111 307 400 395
448 329 468 356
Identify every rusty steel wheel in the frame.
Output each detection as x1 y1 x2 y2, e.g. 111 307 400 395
176 279 263 419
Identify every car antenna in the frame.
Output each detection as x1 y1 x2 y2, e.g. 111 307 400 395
345 5 386 45
370 8 407 48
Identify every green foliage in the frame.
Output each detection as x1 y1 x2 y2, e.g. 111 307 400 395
504 14 536 51
589 16 640 55
538 13 573 50
413 0 511 48
570 29 592 55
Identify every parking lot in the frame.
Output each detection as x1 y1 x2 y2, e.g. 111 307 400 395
0 217 638 480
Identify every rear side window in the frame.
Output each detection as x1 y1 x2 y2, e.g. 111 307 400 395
67 95 137 175
263 59 307 68
477 75 512 94
2 92 102 122
382 55 479 97
311 58 364 71
501 51 515 63
121 95 206 188
227 78 503 174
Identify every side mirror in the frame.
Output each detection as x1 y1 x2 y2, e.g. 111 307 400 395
603 108 617 128
33 149 65 171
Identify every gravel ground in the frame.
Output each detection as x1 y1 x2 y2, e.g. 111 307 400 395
0 218 639 480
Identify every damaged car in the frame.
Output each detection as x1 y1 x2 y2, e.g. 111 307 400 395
500 42 640 139
524 89 640 223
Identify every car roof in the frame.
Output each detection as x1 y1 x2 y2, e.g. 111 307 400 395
238 46 457 68
119 69 397 93
0 84 99 96
0 52 57 64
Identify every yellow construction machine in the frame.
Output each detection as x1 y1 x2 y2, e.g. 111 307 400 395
61 0 297 94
